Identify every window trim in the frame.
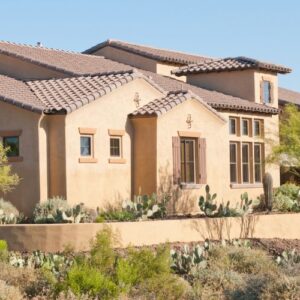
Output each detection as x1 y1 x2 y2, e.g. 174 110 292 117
262 80 272 104
108 129 126 164
180 137 198 184
0 130 23 162
253 119 264 138
78 128 97 163
229 117 237 135
110 136 122 158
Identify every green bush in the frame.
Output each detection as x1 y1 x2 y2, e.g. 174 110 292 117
273 183 300 212
96 209 136 222
66 263 118 299
0 198 20 224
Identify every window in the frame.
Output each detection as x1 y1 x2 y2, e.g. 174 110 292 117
254 144 263 182
80 136 92 156
230 143 238 183
3 136 19 157
262 81 271 104
110 137 121 157
242 119 249 136
254 119 263 137
242 143 250 183
180 138 197 184
229 118 237 135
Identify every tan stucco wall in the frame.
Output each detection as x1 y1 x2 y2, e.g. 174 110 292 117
156 98 228 213
94 46 157 73
185 70 279 107
186 70 256 102
0 102 46 215
47 115 67 199
92 47 186 81
0 53 66 80
151 99 280 213
131 117 157 196
64 79 163 208
1 213 299 252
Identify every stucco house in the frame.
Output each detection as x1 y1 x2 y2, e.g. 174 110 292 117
0 40 295 215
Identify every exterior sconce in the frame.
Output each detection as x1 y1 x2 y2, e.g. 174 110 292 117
186 114 193 129
134 92 141 108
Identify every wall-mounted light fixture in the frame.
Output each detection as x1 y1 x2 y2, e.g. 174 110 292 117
186 114 193 129
134 92 141 108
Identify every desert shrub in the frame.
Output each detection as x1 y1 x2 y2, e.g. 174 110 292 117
273 183 300 212
96 209 136 222
130 274 193 300
66 263 118 299
0 279 23 300
33 197 91 223
0 198 20 224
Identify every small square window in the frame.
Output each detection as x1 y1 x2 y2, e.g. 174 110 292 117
80 136 92 156
229 118 237 135
242 119 249 136
262 81 272 104
110 137 121 157
3 136 19 157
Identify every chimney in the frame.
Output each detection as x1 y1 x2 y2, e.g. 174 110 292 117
36 42 42 47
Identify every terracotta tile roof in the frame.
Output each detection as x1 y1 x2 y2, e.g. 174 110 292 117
83 39 213 65
25 70 163 113
138 70 279 115
279 87 300 106
0 74 44 113
0 41 132 77
129 90 226 121
172 57 292 76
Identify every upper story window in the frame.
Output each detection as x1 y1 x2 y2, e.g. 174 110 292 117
229 117 237 135
3 136 19 157
242 119 249 136
262 80 272 104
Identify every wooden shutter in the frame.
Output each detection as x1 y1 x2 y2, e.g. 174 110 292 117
198 138 207 184
172 136 180 185
269 82 274 102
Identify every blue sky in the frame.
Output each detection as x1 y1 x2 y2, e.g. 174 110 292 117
1 0 299 90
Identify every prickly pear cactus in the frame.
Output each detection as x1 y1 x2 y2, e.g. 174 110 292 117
263 173 273 211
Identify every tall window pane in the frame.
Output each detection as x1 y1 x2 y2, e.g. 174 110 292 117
80 136 91 156
254 144 263 182
254 120 261 137
242 143 250 183
263 81 271 104
242 119 249 136
180 138 196 184
230 143 238 183
229 118 236 135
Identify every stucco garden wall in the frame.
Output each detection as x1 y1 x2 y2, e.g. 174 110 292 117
0 213 299 252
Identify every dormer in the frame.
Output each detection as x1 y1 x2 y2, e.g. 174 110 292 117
172 57 292 108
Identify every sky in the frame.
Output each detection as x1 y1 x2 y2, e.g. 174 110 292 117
0 0 299 91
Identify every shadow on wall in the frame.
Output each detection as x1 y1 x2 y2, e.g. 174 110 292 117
190 215 258 240
157 163 198 214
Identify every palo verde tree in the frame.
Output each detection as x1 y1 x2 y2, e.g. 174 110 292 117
0 143 20 193
268 104 300 179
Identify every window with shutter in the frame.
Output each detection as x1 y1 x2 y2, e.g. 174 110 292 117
172 136 180 184
198 138 207 184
